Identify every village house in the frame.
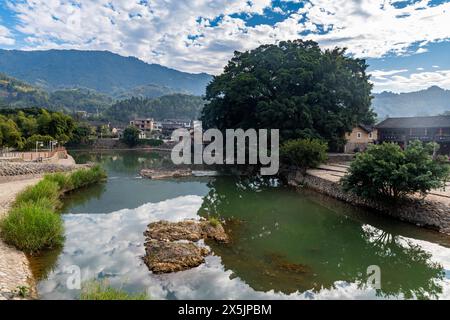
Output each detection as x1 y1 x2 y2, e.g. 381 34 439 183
344 124 377 153
130 118 155 132
376 115 450 154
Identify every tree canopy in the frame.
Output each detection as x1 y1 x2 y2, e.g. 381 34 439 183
0 108 77 150
122 126 140 147
201 40 375 151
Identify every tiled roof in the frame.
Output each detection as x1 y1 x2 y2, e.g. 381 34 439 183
376 116 450 129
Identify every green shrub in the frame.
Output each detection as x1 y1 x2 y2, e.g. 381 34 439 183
139 138 164 147
14 179 61 208
0 201 64 253
80 281 148 300
69 165 107 189
280 138 328 170
342 141 450 201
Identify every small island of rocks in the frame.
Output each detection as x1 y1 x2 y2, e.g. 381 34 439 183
143 219 229 274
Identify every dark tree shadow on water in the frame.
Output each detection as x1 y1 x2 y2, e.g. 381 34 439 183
199 176 446 299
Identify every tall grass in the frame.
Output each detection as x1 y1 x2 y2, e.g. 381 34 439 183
0 165 107 253
80 281 148 300
14 180 61 208
69 165 107 190
0 200 64 252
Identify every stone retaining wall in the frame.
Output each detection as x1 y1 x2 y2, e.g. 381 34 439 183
285 170 450 234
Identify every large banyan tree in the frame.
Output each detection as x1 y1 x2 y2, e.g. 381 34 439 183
201 40 375 151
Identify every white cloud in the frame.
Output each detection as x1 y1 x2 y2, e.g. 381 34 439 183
5 0 450 75
0 25 15 45
371 69 450 92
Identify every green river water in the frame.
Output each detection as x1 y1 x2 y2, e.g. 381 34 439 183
31 150 450 299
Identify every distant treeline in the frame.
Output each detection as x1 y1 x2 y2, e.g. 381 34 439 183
0 108 78 150
104 94 205 122
0 73 205 123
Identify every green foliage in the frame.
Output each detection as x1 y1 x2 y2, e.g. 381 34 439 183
280 138 328 170
0 108 79 149
49 88 112 114
122 126 140 147
69 165 107 190
0 116 23 148
0 166 107 253
80 280 148 300
201 40 375 151
208 217 220 228
15 286 31 298
14 180 61 209
0 201 64 253
342 141 450 201
0 73 50 109
69 123 92 145
0 49 211 95
23 134 54 151
105 94 205 122
139 138 164 147
43 173 73 191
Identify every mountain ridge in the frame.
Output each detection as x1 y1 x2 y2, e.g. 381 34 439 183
0 49 212 96
372 86 450 119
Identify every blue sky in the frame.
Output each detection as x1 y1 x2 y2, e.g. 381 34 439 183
0 0 449 93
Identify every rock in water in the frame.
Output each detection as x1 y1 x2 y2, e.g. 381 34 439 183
143 219 229 273
144 220 229 243
143 240 210 274
140 169 191 180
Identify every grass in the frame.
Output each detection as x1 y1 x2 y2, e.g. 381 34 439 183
69 165 107 190
0 201 64 252
80 281 148 300
208 216 221 227
14 179 61 208
0 165 107 253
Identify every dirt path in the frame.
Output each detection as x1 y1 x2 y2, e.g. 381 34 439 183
0 156 77 299
0 177 41 300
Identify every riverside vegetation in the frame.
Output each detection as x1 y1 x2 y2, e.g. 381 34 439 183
80 280 148 300
0 165 107 253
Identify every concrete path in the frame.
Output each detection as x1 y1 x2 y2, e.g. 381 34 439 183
308 162 450 206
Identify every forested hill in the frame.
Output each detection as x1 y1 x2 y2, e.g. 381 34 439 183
0 73 49 108
372 86 450 119
105 94 205 121
0 73 112 113
0 49 212 96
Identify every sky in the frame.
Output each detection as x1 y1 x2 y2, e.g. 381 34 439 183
0 0 449 93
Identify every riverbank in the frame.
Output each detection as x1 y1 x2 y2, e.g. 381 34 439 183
283 163 450 235
0 156 90 300
0 178 40 300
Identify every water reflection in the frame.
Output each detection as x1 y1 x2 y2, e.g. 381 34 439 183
34 151 450 300
199 177 448 299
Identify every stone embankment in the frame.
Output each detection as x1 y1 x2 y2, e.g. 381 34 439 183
0 158 89 183
143 219 228 273
283 163 450 235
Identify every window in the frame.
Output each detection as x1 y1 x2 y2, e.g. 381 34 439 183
369 133 373 139
357 132 362 139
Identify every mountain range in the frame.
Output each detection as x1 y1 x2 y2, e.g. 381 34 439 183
1 49 449 120
0 49 212 96
372 86 450 119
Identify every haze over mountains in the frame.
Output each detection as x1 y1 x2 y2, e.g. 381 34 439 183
0 49 449 120
372 86 450 119
0 49 212 96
